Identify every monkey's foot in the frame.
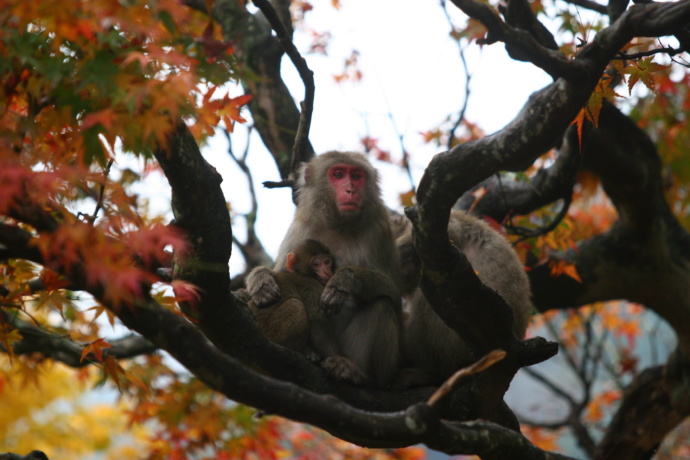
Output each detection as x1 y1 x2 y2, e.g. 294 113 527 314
321 356 368 385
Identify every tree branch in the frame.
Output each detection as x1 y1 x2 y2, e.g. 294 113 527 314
455 126 580 223
0 223 42 262
213 0 315 178
562 0 609 15
251 0 315 180
108 295 577 459
225 128 274 274
2 310 156 367
595 353 690 459
449 0 587 79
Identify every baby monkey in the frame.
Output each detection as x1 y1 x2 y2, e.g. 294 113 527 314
249 239 367 384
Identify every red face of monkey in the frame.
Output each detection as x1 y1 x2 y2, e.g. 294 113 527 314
327 164 366 213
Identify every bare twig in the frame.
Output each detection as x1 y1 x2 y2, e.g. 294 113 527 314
506 195 573 243
428 350 506 406
363 74 417 192
614 45 686 60
77 160 114 224
263 179 296 189
92 160 114 222
440 0 474 152
225 127 273 269
562 0 609 15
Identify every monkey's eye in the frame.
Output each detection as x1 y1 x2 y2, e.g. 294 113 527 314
351 172 362 180
324 258 333 266
332 170 345 179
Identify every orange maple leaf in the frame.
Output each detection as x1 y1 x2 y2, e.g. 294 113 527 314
571 108 586 151
522 426 561 452
121 51 150 69
621 57 668 95
81 338 112 363
124 224 188 267
224 94 253 131
82 108 116 130
171 280 203 307
40 269 70 291
0 323 22 362
549 260 582 282
102 355 127 391
399 189 416 208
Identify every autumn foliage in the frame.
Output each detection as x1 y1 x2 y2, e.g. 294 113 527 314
2 0 690 458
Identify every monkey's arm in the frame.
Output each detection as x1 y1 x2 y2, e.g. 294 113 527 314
245 266 281 307
321 266 400 315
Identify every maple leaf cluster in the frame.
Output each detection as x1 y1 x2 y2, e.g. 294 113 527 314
0 0 252 418
0 0 254 300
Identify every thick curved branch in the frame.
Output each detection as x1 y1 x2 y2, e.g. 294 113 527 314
502 0 559 51
529 102 690 350
154 122 232 300
455 126 580 222
449 0 587 79
579 101 671 229
415 1 690 279
520 99 690 458
410 7 690 454
111 295 575 459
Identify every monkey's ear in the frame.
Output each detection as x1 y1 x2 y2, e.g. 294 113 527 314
286 252 297 272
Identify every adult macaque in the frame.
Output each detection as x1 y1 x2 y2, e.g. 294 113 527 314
394 210 532 387
246 151 402 388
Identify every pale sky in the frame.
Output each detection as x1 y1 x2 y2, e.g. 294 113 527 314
199 0 553 273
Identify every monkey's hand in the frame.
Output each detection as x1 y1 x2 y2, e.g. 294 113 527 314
321 268 357 315
321 356 368 385
246 266 281 308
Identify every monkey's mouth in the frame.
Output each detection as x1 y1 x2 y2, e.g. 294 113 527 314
338 202 359 212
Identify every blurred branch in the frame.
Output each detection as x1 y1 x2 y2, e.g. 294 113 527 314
506 195 572 243
0 223 42 262
1 309 156 366
501 0 559 51
562 0 608 15
0 450 49 460
615 45 687 60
